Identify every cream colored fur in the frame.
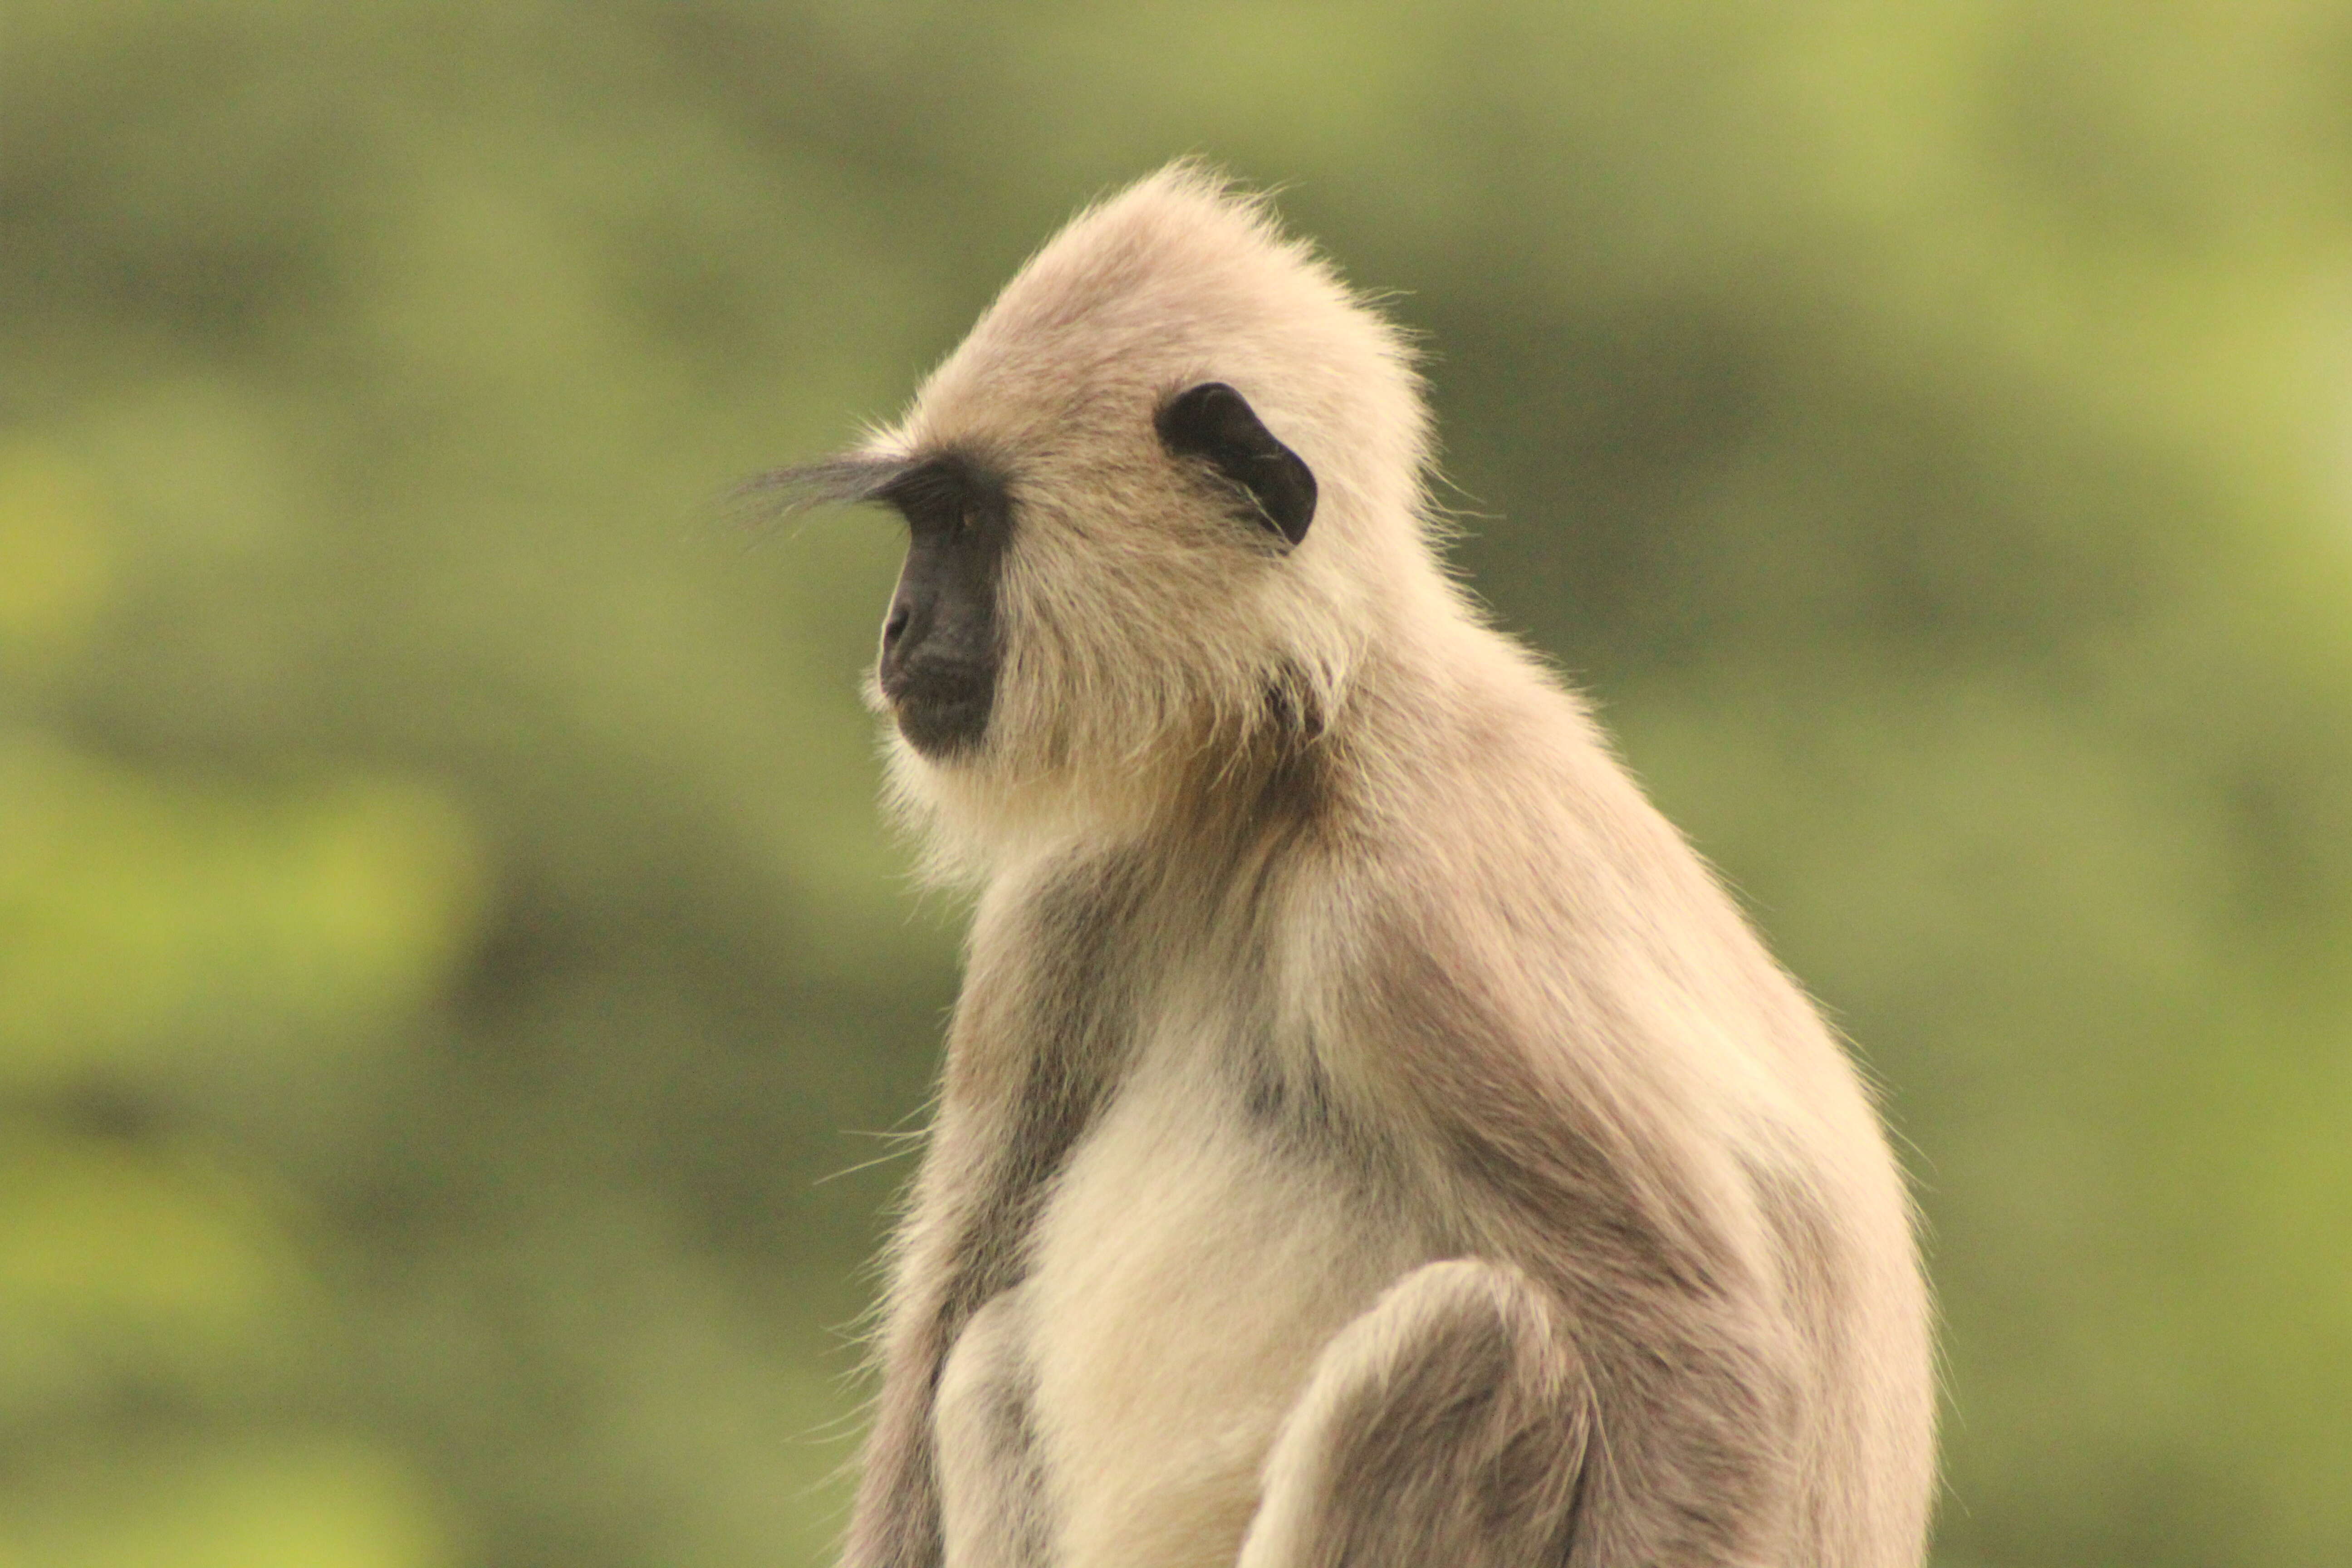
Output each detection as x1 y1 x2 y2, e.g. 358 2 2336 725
826 164 1936 1568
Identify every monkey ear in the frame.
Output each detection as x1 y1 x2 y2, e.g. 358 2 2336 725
1156 382 1318 548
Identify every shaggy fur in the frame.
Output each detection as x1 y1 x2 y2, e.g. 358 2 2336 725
786 163 1936 1568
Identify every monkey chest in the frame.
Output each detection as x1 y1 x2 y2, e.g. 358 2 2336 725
935 1050 1421 1568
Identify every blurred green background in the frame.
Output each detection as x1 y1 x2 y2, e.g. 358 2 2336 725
4 3 2350 1564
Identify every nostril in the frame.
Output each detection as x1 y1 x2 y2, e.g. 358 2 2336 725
884 603 911 649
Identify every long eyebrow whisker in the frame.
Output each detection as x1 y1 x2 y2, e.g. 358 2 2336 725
728 453 922 535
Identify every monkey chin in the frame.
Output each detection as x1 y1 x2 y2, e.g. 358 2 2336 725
889 693 992 761
868 661 995 763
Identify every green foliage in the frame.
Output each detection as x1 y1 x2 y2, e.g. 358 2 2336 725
2 4 2348 1564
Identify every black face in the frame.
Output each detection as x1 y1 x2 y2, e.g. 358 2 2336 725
876 454 1009 758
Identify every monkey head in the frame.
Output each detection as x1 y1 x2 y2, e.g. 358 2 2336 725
764 165 1452 860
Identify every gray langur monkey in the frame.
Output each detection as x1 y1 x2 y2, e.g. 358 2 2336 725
760 164 1936 1568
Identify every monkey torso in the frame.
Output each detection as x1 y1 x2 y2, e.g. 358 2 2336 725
897 658 1935 1568
949 992 1428 1568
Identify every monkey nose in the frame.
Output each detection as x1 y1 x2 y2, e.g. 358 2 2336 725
884 603 911 651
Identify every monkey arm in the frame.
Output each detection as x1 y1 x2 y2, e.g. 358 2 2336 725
838 1107 1006 1568
838 1221 954 1568
931 1289 1052 1568
1235 1259 1592 1568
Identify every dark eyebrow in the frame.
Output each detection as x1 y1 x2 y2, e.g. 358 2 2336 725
874 451 1004 517
733 452 923 513
727 449 1009 542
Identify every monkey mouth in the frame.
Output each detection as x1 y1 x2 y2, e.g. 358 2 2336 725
883 666 995 759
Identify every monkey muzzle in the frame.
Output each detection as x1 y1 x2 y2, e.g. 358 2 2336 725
865 451 1007 760
878 562 997 759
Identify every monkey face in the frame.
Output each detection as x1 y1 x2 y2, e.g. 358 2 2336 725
874 453 1011 759
861 381 1316 771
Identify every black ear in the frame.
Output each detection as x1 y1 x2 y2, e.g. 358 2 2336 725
1155 382 1318 548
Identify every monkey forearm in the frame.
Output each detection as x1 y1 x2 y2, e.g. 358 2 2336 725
842 1114 1039 1568
1235 1259 1590 1568
839 1335 946 1568
840 1176 967 1568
